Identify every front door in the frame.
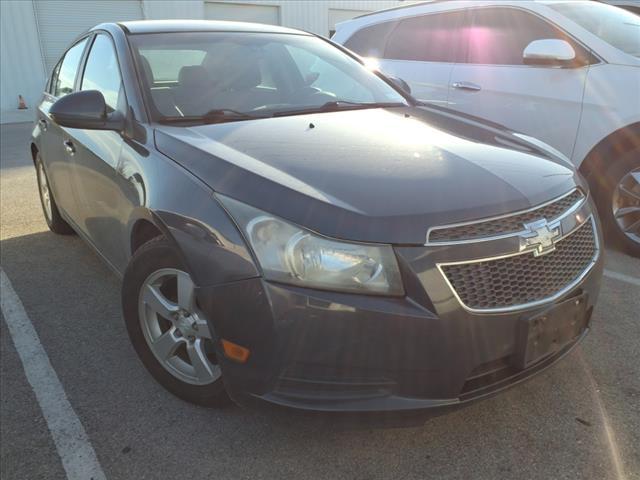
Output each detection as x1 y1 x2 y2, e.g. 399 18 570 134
378 9 468 106
448 7 591 158
66 33 131 270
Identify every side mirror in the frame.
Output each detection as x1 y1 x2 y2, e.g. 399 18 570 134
523 39 576 65
388 76 411 94
50 90 124 131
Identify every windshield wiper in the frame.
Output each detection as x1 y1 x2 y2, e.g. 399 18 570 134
159 108 264 125
271 101 407 117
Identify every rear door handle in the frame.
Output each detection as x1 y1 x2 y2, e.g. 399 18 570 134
38 118 47 131
452 81 482 92
63 140 75 155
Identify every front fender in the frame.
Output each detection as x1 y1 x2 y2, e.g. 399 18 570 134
155 204 259 287
126 151 259 288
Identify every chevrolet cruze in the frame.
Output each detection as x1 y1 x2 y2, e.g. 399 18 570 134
32 20 603 418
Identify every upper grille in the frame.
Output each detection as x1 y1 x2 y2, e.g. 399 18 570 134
429 189 584 243
440 219 597 311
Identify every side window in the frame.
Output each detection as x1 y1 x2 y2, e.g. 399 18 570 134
48 60 62 94
53 38 89 97
384 11 468 63
466 8 589 66
343 21 398 58
81 34 122 111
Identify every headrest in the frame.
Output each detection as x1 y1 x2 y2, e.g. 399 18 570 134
203 45 261 91
178 65 212 88
227 61 261 90
139 55 154 85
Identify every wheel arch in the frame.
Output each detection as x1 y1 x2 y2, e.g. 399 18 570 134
130 216 164 255
30 142 39 165
126 204 259 288
579 122 640 192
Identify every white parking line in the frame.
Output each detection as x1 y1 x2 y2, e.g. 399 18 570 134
604 269 640 288
0 269 107 480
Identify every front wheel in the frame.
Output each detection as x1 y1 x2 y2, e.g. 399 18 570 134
597 148 640 257
122 237 230 406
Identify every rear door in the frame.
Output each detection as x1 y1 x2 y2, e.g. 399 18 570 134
37 37 90 223
448 7 592 158
378 10 468 106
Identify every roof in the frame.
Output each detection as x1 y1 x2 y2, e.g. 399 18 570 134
116 20 308 35
353 1 441 19
344 0 595 23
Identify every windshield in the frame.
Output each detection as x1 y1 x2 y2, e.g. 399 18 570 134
549 2 640 57
128 32 408 122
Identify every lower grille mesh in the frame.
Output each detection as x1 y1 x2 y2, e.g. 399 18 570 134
441 220 597 311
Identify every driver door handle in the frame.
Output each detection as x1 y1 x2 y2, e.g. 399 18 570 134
63 139 75 155
452 81 482 92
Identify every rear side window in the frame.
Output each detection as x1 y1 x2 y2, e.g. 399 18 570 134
52 38 89 98
343 21 398 58
80 34 122 111
466 8 590 65
385 11 468 63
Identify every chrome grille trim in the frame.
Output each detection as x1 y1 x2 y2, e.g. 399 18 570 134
426 189 586 245
437 216 599 314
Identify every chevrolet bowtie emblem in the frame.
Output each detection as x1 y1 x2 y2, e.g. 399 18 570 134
520 219 561 256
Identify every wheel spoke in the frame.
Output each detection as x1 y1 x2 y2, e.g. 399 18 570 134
143 285 179 319
624 217 640 234
614 206 640 219
176 271 195 310
618 184 640 203
192 317 213 339
152 328 182 360
186 339 216 383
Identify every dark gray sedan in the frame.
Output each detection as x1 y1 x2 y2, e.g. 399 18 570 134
32 20 603 420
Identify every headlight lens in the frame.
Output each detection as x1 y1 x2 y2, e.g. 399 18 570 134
219 195 403 296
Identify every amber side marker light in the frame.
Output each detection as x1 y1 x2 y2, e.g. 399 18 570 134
221 339 250 363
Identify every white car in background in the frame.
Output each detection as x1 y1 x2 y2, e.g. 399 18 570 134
598 0 640 15
333 0 640 255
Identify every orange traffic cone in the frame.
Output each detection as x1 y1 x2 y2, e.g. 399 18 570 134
18 95 27 109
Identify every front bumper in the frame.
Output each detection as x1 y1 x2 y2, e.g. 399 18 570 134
196 214 603 419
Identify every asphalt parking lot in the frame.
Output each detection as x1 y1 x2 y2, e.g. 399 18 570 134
1 121 639 480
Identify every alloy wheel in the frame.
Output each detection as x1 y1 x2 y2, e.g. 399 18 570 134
37 162 53 223
611 168 640 246
138 268 221 386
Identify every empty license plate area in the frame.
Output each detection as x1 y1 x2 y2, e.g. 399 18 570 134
513 294 589 370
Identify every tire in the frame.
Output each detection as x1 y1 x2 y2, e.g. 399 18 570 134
122 236 230 407
595 148 640 257
35 154 75 235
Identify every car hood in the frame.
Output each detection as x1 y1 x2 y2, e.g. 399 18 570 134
155 107 580 245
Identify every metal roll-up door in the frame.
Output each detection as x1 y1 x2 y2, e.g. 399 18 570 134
33 0 143 74
204 2 280 26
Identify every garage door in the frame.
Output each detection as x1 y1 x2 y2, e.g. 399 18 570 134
33 0 143 74
204 2 280 26
329 9 370 37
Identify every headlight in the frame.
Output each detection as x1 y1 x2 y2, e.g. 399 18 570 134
218 195 404 296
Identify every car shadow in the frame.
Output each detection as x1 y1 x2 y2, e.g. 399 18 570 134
0 230 629 480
